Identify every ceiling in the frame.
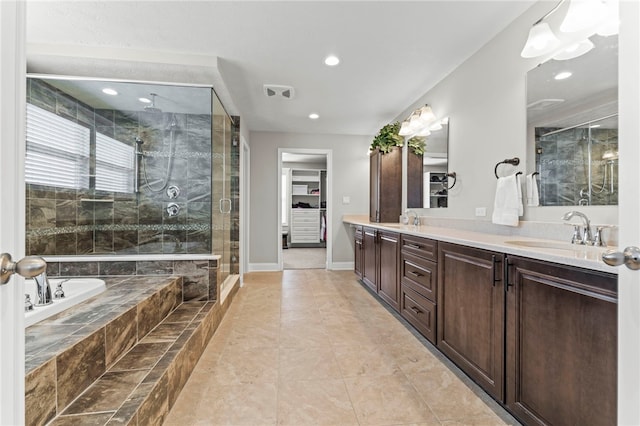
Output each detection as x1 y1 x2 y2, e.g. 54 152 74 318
25 1 535 136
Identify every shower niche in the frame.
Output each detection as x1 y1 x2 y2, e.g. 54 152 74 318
25 76 236 260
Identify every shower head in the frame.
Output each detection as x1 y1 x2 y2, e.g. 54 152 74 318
143 93 163 113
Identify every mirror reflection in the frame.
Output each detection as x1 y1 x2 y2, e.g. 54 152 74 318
407 118 449 208
526 35 618 206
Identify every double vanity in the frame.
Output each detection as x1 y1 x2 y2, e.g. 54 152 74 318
344 215 617 426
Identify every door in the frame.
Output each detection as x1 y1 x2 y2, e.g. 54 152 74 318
617 2 640 422
506 256 617 426
378 230 399 311
0 2 26 423
437 242 505 401
362 227 377 292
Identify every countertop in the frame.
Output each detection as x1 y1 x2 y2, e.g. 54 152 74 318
343 215 618 274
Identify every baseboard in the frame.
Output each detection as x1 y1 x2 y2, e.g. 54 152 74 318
329 261 354 270
248 263 281 272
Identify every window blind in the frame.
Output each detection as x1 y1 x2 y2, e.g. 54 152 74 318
25 103 90 189
95 132 134 193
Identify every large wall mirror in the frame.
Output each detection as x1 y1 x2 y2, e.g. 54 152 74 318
526 35 618 207
407 118 449 208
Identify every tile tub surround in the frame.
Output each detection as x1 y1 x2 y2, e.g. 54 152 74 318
25 274 240 426
44 257 220 302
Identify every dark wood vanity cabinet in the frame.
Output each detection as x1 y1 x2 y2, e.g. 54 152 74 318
437 242 505 401
377 230 400 310
362 227 378 292
505 256 617 426
358 226 400 310
354 226 363 278
369 148 402 223
400 234 438 343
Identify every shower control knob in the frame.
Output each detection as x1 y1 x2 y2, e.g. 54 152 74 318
166 203 180 217
166 185 180 199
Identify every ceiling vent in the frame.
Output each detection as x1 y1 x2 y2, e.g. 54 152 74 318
263 84 295 99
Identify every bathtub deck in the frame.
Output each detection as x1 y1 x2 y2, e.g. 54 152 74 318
25 274 240 426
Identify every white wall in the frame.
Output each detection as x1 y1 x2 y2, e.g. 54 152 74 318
395 1 618 226
248 131 370 269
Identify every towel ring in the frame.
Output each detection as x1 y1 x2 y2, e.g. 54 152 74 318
494 157 520 178
442 172 457 190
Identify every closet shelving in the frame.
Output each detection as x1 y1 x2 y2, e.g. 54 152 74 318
290 169 326 246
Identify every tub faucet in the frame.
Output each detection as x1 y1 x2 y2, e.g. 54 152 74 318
33 271 53 306
562 211 593 245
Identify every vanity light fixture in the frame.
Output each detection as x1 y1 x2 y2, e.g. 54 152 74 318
398 104 441 138
324 55 340 66
308 113 319 120
560 0 607 33
520 0 619 60
102 88 118 96
554 71 573 80
553 39 594 60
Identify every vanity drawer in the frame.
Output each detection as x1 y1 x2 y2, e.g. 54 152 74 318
401 252 437 302
401 234 437 261
401 284 436 344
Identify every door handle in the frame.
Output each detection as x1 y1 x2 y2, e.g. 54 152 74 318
0 253 47 285
602 246 640 270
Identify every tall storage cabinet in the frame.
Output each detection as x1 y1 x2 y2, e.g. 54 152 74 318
369 148 402 223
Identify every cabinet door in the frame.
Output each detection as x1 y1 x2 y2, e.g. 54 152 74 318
506 256 617 426
362 227 377 292
437 242 505 401
354 227 363 278
369 153 380 222
378 230 399 311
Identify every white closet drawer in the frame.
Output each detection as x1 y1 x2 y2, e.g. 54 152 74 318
291 234 320 243
292 225 318 233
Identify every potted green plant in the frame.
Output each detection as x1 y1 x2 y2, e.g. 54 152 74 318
407 136 426 155
370 122 427 155
370 122 404 154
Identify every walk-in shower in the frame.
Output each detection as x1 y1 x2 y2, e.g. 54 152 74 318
535 113 618 206
25 75 237 274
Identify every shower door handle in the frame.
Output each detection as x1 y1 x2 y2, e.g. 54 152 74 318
219 198 232 214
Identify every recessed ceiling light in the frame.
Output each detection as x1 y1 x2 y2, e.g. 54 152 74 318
138 97 151 104
309 113 320 120
554 71 573 80
324 55 340 66
102 88 118 96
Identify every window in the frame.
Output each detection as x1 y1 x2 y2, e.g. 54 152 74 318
25 104 90 189
95 132 134 193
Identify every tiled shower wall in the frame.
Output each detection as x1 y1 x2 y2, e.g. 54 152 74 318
26 78 213 256
535 126 619 206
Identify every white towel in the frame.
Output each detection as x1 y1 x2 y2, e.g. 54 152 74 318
516 174 523 216
492 174 521 227
526 173 540 206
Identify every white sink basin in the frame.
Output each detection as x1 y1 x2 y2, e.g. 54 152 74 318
504 240 578 251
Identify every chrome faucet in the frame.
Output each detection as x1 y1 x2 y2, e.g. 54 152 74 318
33 271 53 306
562 211 593 245
405 210 420 226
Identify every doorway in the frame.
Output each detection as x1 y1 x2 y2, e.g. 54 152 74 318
278 148 332 270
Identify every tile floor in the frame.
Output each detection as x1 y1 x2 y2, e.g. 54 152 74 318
165 270 520 426
283 247 327 269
